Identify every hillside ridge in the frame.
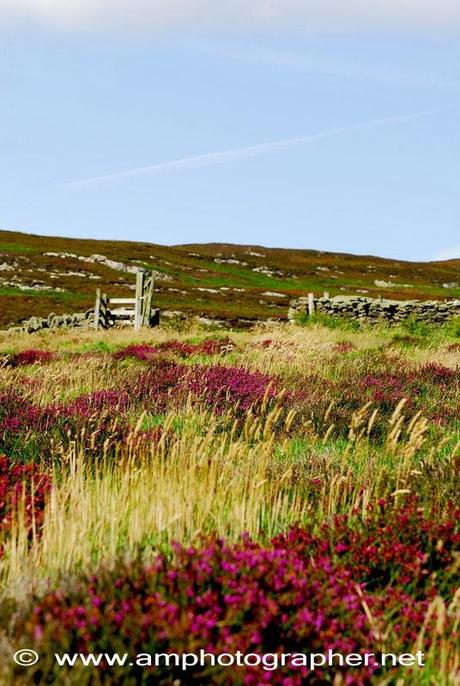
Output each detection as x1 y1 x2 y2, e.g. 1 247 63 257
1 228 459 328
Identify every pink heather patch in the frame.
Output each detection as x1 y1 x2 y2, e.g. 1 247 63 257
186 365 280 412
113 345 159 361
129 361 281 414
157 338 235 358
18 499 459 685
59 390 130 417
6 349 55 367
0 454 51 547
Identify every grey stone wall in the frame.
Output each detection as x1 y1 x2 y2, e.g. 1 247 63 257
7 310 95 334
288 295 460 325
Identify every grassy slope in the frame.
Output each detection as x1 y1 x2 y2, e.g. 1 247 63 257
1 228 460 328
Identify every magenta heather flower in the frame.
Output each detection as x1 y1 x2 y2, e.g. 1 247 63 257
128 361 281 415
113 345 159 361
14 499 459 685
114 338 235 362
59 390 130 418
186 365 280 413
157 338 235 358
0 454 51 550
0 392 56 435
5 349 55 367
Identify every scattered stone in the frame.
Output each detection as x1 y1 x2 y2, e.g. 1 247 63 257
195 316 225 328
0 277 64 292
252 266 284 277
214 258 248 266
374 279 412 289
43 252 172 281
161 310 187 320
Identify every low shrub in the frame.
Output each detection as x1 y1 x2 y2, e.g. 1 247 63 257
113 345 159 361
0 454 50 550
14 499 459 685
157 338 235 358
5 349 54 367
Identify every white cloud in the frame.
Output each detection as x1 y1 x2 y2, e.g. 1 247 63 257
432 245 460 261
59 109 438 188
2 0 460 32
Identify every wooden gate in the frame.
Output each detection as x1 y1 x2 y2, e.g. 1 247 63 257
94 272 159 331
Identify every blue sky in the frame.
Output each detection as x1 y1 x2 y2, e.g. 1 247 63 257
1 1 460 261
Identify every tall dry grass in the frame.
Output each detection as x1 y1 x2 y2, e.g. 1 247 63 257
0 324 459 685
1 396 456 601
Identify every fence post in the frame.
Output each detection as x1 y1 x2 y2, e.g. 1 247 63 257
134 272 144 331
94 289 101 330
308 292 315 317
101 293 108 329
323 291 329 299
142 273 155 327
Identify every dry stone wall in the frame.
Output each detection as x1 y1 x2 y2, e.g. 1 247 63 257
7 310 95 334
5 309 234 335
10 295 460 334
288 295 460 325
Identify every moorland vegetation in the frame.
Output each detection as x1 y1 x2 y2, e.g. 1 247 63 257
0 318 459 684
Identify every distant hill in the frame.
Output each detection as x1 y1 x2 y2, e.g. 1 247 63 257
1 228 459 328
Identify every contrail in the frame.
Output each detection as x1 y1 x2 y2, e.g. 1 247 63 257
59 110 438 189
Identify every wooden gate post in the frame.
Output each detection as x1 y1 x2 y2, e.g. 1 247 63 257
100 293 109 329
142 274 155 327
94 288 101 330
134 272 144 331
308 292 315 317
